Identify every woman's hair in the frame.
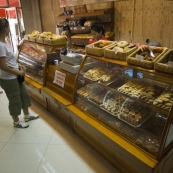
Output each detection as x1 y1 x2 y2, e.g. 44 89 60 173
0 18 9 33
90 22 105 35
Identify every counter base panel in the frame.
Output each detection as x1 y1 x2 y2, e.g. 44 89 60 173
25 81 47 109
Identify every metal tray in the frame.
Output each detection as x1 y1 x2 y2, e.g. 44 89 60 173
118 98 152 128
100 105 119 117
83 74 99 81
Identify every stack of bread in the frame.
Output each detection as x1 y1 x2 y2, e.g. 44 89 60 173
24 30 66 45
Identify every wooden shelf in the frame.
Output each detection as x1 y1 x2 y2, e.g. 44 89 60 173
57 8 114 19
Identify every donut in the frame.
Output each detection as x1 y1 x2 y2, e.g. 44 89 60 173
113 46 124 53
117 41 128 48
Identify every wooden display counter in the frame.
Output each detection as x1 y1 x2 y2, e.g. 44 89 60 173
25 77 47 109
24 54 173 173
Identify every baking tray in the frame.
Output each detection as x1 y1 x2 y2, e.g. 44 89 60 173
76 83 105 98
83 74 99 81
100 105 119 117
98 78 118 86
153 91 173 110
118 98 152 128
100 90 125 117
87 89 107 106
118 78 167 102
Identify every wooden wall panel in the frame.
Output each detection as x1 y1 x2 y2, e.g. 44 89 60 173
40 0 173 48
115 0 173 48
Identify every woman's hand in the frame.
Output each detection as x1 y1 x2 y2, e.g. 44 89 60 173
19 64 26 73
18 69 24 76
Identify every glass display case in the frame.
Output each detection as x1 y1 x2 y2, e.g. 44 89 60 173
74 55 173 160
17 41 53 85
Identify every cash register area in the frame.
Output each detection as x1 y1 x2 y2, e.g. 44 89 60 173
0 87 119 173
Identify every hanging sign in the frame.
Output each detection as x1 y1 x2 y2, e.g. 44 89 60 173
59 0 114 7
53 70 66 88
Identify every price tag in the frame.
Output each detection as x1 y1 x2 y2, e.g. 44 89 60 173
74 27 77 30
107 99 114 106
71 15 74 18
112 47 118 54
81 27 85 29
53 70 66 88
90 44 94 48
168 61 173 68
135 54 144 61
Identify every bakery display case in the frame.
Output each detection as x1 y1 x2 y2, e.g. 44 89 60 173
17 40 64 85
74 55 173 160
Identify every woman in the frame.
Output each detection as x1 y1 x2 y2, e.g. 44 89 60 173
0 18 39 128
88 22 107 44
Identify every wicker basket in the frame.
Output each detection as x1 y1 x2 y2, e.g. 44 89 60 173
126 47 168 69
154 49 173 74
104 44 137 61
44 36 66 46
85 40 116 57
36 37 44 44
29 36 36 42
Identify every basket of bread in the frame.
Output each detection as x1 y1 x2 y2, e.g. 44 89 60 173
154 49 173 74
25 30 66 46
85 40 115 57
104 41 137 61
126 45 168 69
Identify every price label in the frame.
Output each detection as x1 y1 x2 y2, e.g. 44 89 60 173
90 44 94 48
53 70 66 88
81 27 85 29
135 54 144 61
107 99 114 106
71 15 74 18
74 27 77 30
168 61 173 68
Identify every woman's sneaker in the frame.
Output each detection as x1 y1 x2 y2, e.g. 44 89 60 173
24 113 39 122
14 121 29 128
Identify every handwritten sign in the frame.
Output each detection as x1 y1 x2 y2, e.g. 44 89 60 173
53 70 66 88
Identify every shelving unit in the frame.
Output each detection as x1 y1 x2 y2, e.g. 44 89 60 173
57 4 115 46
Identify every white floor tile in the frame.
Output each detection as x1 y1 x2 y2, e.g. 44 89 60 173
0 100 8 111
0 118 17 143
0 92 121 173
0 143 47 173
0 143 6 151
37 144 90 173
8 117 57 144
50 121 89 147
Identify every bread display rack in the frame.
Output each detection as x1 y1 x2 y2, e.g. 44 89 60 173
74 54 173 162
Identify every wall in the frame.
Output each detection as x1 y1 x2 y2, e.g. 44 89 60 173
20 0 42 34
40 0 173 48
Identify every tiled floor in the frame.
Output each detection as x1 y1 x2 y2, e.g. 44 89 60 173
0 88 120 173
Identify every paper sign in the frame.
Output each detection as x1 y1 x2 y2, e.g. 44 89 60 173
107 99 114 106
112 47 118 54
168 61 173 68
53 70 66 88
89 43 94 48
135 54 144 61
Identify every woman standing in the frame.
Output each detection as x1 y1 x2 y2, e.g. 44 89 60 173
0 18 39 128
